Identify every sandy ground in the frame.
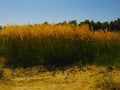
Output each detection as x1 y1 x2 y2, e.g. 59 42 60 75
0 65 120 90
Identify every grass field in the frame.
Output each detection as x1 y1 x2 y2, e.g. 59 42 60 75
0 23 120 90
0 23 120 67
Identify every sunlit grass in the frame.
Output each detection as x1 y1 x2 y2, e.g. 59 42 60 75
0 65 120 90
0 23 120 67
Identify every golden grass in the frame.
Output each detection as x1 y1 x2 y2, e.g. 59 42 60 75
1 24 120 40
0 65 120 90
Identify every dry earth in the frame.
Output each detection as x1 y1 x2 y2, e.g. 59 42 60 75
0 65 120 90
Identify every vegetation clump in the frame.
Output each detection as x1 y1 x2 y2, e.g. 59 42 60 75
0 18 120 68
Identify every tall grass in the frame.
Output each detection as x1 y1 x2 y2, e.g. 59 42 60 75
0 24 120 67
93 30 120 66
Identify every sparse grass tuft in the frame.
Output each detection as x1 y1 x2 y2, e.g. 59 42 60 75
95 70 120 90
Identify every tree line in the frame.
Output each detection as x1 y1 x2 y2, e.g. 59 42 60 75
0 18 120 31
56 18 120 32
78 18 120 32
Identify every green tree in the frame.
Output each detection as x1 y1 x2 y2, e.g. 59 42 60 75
114 18 120 31
43 21 48 25
68 20 77 26
0 25 2 30
109 21 115 31
102 22 109 30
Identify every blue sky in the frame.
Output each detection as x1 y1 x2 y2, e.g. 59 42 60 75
0 0 120 25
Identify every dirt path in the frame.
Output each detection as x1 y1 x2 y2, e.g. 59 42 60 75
0 65 118 90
